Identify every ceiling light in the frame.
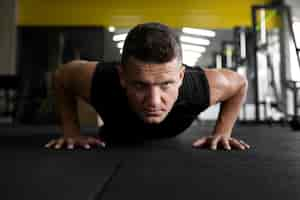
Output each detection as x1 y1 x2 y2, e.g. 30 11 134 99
182 27 216 37
182 44 206 53
182 51 202 59
108 26 116 32
182 58 198 66
117 41 124 49
113 33 127 42
180 36 210 46
293 22 300 47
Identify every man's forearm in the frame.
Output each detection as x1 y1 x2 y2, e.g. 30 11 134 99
58 95 81 137
212 81 248 136
54 71 81 137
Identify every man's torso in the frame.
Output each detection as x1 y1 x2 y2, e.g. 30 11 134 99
90 62 210 143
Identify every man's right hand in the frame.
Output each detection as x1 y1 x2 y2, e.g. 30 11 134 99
44 135 106 150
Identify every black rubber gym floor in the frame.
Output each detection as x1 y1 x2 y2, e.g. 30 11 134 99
1 122 300 200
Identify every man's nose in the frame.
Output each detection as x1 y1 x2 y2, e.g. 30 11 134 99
146 87 161 108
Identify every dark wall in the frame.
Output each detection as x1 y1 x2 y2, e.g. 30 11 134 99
63 27 104 63
15 26 104 124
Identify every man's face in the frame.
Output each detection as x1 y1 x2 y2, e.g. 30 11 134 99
118 57 185 124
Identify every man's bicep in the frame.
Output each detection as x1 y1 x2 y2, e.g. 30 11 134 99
203 68 246 106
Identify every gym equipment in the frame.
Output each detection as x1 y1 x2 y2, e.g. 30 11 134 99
0 75 18 118
251 3 300 129
221 41 236 69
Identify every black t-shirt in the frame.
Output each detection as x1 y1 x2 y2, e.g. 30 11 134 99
90 62 210 143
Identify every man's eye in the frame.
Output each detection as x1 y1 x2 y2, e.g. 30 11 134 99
161 83 171 90
134 83 145 89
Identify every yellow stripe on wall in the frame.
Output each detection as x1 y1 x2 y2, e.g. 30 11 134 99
18 0 273 28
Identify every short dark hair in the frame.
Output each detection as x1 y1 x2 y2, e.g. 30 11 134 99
121 22 182 66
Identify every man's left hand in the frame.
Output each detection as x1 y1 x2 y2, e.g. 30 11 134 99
192 135 250 151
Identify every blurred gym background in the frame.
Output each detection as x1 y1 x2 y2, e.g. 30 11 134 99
1 0 300 130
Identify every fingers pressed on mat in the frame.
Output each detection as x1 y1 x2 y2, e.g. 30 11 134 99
221 138 231 150
55 138 65 149
239 140 251 149
79 140 91 149
192 137 207 148
210 137 219 150
87 137 100 145
45 140 56 148
66 138 75 149
95 139 106 148
230 138 245 150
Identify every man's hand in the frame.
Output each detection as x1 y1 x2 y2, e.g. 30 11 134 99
192 134 250 151
44 135 106 150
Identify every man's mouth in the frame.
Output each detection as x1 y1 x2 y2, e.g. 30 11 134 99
144 109 163 116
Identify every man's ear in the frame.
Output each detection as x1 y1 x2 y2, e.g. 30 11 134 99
117 65 126 88
178 65 185 86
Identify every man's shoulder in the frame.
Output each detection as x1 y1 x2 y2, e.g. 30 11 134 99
64 60 98 70
60 60 99 83
63 60 119 75
179 65 210 111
